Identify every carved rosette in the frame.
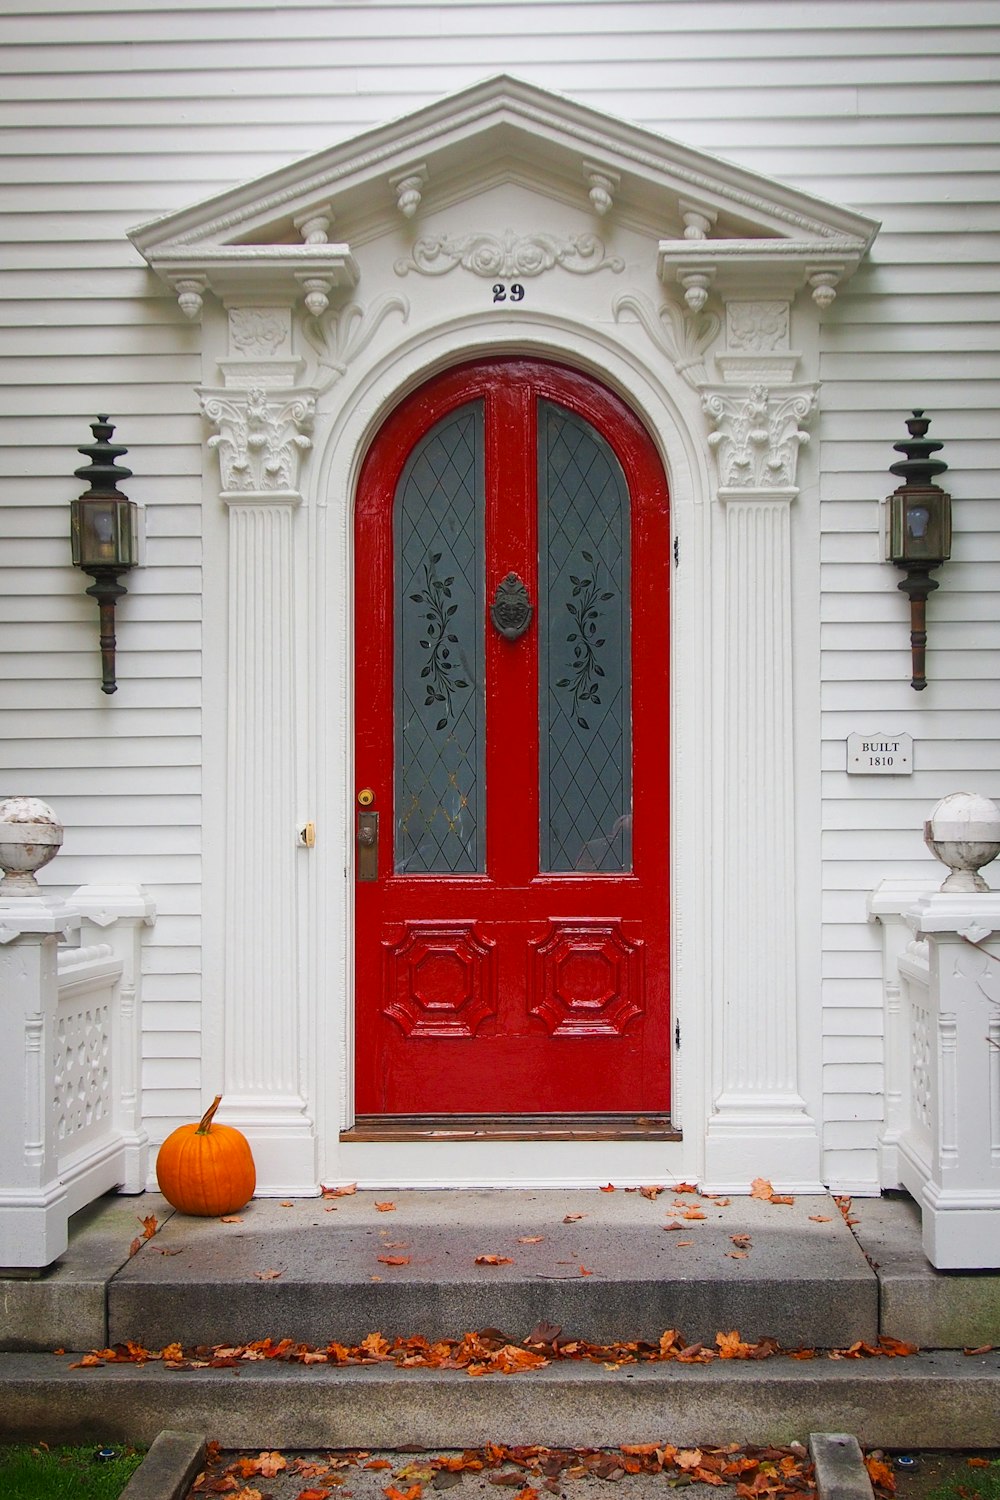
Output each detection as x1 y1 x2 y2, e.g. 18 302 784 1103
703 384 817 491
200 386 316 497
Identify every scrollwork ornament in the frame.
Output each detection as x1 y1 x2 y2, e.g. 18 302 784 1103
395 230 624 279
612 291 720 390
200 385 316 494
703 383 817 490
300 295 409 394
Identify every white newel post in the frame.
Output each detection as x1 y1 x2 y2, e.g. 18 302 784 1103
0 799 79 1267
701 377 822 1189
896 793 1000 1268
201 311 319 1193
68 883 155 1192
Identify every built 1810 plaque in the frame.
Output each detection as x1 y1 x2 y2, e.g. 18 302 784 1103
847 732 913 775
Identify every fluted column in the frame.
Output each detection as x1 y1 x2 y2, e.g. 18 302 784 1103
201 375 318 1193
702 383 821 1189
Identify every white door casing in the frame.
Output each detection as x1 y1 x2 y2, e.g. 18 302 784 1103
130 76 878 1192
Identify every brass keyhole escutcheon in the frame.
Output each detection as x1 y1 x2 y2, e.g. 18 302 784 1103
357 788 375 807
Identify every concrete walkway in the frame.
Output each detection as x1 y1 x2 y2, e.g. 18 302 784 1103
1 1187 999 1449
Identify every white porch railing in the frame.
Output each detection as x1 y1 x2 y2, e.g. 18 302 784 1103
871 878 1000 1270
0 882 154 1270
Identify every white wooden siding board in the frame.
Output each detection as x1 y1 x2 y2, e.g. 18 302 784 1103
823 1009 885 1037
0 677 200 709
6 738 200 769
824 827 937 859
822 861 943 889
822 891 872 923
823 682 1000 713
823 922 883 952
60 825 200 855
823 651 1000 682
823 327 1000 356
141 1054 201 1087
824 1119 884 1148
141 974 201 1003
822 978 885 1006
823 773 1000 803
3 767 200 797
820 535 882 565
821 594 996 624
821 359 1000 387
142 951 201 978
822 951 884 980
823 1093 885 1122
51 852 199 881
1 653 201 681
6 708 200 738
824 1037 883 1066
144 1031 201 1058
0 505 200 540
1 622 199 651
143 1003 202 1032
142 1091 201 1125
35 794 201 825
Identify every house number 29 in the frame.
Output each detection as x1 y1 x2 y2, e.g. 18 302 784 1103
493 283 525 303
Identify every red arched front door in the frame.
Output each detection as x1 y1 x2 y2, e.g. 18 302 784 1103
353 359 670 1123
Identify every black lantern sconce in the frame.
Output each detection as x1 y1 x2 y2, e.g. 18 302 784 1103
887 410 951 692
70 416 137 695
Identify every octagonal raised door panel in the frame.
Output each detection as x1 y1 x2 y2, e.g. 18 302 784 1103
354 359 670 1118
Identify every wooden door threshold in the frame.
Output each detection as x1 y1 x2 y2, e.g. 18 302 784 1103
341 1113 681 1143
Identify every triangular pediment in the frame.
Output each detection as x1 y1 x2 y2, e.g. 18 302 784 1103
130 75 878 312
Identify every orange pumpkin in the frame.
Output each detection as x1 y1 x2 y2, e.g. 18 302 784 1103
155 1094 256 1216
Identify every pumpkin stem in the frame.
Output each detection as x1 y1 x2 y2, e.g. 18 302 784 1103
196 1094 224 1134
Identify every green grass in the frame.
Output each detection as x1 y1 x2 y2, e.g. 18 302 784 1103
928 1459 1000 1500
0 1443 144 1499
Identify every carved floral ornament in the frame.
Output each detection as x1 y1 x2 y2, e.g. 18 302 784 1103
702 384 817 492
395 230 624 279
199 386 316 497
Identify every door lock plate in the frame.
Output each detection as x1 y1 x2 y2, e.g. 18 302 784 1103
357 810 379 881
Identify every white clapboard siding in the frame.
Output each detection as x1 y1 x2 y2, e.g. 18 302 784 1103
2 0 998 1176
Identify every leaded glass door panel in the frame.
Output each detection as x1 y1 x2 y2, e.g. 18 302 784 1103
354 359 670 1119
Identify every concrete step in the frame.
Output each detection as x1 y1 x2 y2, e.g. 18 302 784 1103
103 1190 877 1351
2 1348 998 1450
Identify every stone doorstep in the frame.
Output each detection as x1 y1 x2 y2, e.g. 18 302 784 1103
1 1351 999 1451
2 1189 1000 1355
114 1430 874 1500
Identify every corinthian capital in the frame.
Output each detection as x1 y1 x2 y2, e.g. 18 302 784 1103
702 383 817 493
200 386 316 500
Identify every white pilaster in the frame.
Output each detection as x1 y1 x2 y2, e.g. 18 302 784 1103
0 897 79 1268
202 376 319 1194
702 383 821 1190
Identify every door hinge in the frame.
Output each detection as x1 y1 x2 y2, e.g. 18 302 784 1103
674 1018 681 1050
673 537 680 568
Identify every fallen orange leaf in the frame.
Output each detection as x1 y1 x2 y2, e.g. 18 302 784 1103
683 1208 707 1220
377 1255 410 1266
563 1214 584 1223
253 1268 282 1280
518 1236 545 1244
600 1184 616 1192
672 1182 698 1194
221 1216 243 1224
322 1183 357 1197
280 1201 294 1208
663 1221 683 1231
375 1202 396 1212
127 1237 142 1258
809 1215 832 1222
579 1265 593 1276
139 1214 158 1239
296 1490 333 1499
676 1240 694 1247
475 1254 514 1265
639 1185 664 1199
731 1234 752 1249
750 1177 773 1200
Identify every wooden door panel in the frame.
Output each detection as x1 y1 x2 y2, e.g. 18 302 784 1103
354 359 670 1120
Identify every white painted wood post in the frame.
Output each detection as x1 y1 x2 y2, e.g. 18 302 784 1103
68 884 156 1193
900 891 1000 1269
0 896 79 1268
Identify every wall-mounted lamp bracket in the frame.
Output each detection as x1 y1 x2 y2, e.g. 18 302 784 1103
886 409 951 691
70 416 137 695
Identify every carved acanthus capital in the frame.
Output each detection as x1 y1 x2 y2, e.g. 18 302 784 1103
703 383 817 492
200 385 316 499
